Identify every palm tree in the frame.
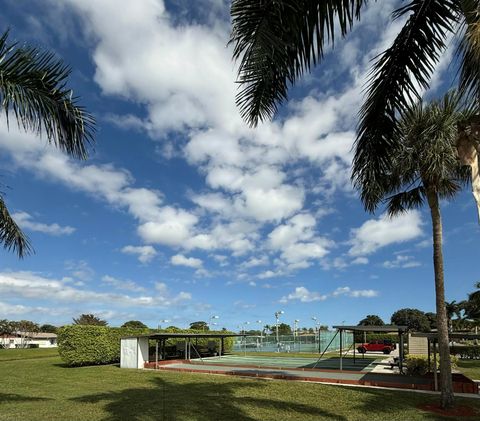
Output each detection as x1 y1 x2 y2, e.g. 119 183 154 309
445 300 460 331
230 1 480 216
378 91 475 407
230 1 480 408
0 30 95 257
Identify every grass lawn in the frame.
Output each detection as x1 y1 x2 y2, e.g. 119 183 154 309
457 360 480 380
1 349 480 421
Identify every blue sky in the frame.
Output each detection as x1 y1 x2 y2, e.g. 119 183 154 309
0 0 478 331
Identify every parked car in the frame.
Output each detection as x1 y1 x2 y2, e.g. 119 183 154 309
357 340 396 354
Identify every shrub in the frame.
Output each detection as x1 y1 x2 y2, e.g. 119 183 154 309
58 325 235 366
58 325 148 366
405 354 458 375
405 355 429 375
354 333 400 343
451 345 480 359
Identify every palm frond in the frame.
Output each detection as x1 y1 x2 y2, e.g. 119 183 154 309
0 30 95 159
353 0 461 212
0 195 32 258
230 0 368 126
457 0 480 100
385 186 425 216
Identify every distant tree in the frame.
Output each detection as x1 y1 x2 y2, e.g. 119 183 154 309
73 314 108 326
319 325 329 331
358 315 385 326
425 313 437 331
445 301 461 332
0 319 14 348
245 329 261 336
12 320 39 348
277 323 292 335
189 321 208 331
121 320 147 329
39 324 58 333
308 328 314 334
391 308 430 332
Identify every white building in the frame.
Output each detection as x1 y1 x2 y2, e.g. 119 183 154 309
0 332 58 348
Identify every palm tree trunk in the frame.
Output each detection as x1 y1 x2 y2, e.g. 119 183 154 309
426 187 454 409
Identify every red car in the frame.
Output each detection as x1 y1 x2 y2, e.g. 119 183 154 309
357 340 396 354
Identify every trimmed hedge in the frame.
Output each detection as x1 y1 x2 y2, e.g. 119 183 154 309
58 325 148 366
451 345 480 359
58 325 235 367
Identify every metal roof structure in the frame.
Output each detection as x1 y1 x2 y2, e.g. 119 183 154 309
332 325 408 332
121 332 244 340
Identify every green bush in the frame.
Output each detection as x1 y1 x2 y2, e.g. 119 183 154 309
405 354 458 376
405 355 429 375
58 325 235 366
28 344 39 349
58 325 149 366
354 333 399 343
451 345 480 359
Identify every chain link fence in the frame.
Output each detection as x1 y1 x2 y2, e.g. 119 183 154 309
232 331 354 354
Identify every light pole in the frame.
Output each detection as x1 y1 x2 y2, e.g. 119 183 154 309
256 320 263 346
294 319 299 351
312 317 320 350
275 310 284 350
158 319 169 330
208 315 219 331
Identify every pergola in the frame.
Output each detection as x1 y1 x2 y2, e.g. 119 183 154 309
120 332 244 369
329 325 408 371
410 332 480 390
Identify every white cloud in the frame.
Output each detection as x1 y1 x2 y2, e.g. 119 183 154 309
382 255 421 269
101 275 146 292
13 211 75 236
280 286 328 303
121 245 157 263
332 286 378 298
349 211 424 257
0 271 191 308
171 254 203 269
352 257 369 265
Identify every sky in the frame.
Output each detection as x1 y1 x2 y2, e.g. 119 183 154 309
0 0 478 331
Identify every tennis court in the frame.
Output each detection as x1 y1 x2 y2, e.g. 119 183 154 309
192 354 379 372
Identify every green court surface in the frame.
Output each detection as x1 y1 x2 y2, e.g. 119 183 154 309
194 355 380 372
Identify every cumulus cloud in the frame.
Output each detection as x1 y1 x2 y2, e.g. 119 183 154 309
13 211 75 236
349 211 424 257
170 254 203 269
332 286 378 298
0 271 191 308
121 245 157 263
101 275 146 292
281 285 379 303
382 255 421 269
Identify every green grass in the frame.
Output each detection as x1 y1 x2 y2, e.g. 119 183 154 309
1 348 480 421
0 347 58 361
458 360 480 380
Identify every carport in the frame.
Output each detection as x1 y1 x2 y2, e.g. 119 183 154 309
320 325 408 371
120 332 244 369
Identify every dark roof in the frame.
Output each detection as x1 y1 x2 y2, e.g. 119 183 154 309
411 332 480 340
332 325 408 332
121 332 245 340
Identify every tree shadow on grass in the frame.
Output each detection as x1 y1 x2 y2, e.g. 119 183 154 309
72 376 345 421
0 393 53 403
334 385 480 420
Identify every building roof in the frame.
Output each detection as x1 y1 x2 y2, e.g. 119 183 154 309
410 332 480 340
122 332 244 340
332 325 408 332
12 332 57 339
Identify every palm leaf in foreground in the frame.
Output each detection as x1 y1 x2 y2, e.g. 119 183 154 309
0 195 31 257
0 30 95 159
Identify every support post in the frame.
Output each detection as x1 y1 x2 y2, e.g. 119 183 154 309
427 339 431 372
220 337 224 356
433 340 438 391
353 331 356 364
184 339 187 360
155 340 159 369
399 332 404 373
339 329 343 371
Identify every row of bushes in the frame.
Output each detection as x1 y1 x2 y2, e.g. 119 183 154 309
58 325 234 367
450 345 480 360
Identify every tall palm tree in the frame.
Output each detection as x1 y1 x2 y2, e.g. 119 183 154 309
377 91 475 407
445 300 460 331
230 1 480 409
0 31 95 257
